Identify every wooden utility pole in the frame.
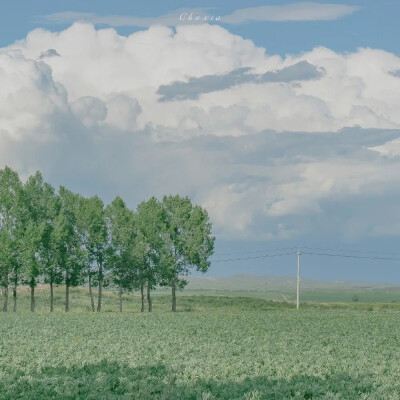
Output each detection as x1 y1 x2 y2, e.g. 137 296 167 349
297 248 301 310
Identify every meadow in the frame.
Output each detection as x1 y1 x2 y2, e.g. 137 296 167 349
1 288 400 399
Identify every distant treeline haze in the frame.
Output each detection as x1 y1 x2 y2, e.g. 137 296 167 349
0 166 215 312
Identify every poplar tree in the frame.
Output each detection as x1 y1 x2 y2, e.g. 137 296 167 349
136 197 169 312
76 195 108 312
0 231 14 312
55 187 84 312
0 167 26 312
130 230 149 312
22 172 56 312
21 221 43 312
105 196 135 312
42 191 62 312
162 195 214 312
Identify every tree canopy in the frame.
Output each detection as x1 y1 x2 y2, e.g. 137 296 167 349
0 166 215 312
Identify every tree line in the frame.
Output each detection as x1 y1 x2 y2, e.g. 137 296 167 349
0 166 215 312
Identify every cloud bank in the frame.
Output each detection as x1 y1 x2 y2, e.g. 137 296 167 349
222 3 360 23
40 9 210 28
1 23 400 241
41 2 360 27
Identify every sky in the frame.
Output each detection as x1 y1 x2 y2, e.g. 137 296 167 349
1 1 400 282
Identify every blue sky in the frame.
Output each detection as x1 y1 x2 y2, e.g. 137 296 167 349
1 1 400 282
1 0 399 54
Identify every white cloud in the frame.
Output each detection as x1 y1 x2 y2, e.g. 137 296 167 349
2 23 400 241
105 95 142 131
0 51 69 141
40 3 359 28
370 138 400 157
40 9 210 28
222 3 360 23
71 96 107 128
10 23 400 136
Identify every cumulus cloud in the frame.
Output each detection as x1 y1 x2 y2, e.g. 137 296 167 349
2 23 400 242
10 22 400 135
105 95 142 131
70 96 107 128
389 69 400 78
369 137 400 157
0 51 69 142
39 48 60 59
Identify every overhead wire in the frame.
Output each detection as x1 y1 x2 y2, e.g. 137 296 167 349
210 247 400 263
211 246 297 257
302 246 400 256
211 251 297 263
301 251 400 261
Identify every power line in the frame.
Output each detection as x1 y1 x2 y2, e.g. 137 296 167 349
210 247 400 263
211 246 297 257
211 251 297 263
302 246 400 256
302 251 400 261
212 246 400 262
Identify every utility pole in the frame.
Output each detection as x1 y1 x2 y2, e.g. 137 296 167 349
296 248 301 310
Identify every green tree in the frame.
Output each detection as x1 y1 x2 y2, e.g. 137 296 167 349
76 195 108 312
0 167 26 312
76 196 96 312
136 197 169 312
0 231 15 312
42 190 63 312
20 221 43 312
105 196 135 312
54 187 84 312
162 195 215 312
10 249 23 312
130 229 149 312
22 172 58 312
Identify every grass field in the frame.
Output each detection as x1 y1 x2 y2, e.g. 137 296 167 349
1 287 400 399
185 275 400 304
3 285 400 313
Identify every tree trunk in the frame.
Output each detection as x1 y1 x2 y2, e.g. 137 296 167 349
171 277 176 312
140 283 145 312
147 283 152 312
97 264 103 312
50 282 54 312
65 284 70 312
119 284 123 313
30 282 35 313
88 270 95 312
65 271 70 312
2 286 8 312
13 281 17 312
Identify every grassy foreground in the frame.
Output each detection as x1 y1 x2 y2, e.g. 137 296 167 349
1 289 400 399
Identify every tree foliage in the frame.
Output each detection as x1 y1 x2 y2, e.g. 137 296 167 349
0 166 215 312
162 195 215 311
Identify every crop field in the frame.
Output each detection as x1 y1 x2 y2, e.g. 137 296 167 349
4 285 400 313
182 288 400 305
1 292 400 399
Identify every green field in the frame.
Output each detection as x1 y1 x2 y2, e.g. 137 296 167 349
4 284 400 313
1 288 400 399
182 288 400 305
185 275 400 304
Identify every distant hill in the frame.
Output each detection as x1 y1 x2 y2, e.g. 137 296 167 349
185 274 399 292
